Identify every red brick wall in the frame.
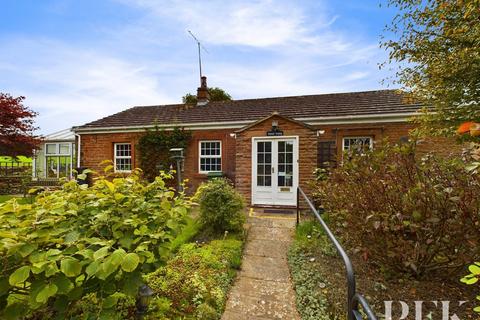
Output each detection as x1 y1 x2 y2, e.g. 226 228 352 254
313 122 462 161
79 132 143 172
79 120 462 203
235 115 317 205
79 130 236 193
183 129 236 192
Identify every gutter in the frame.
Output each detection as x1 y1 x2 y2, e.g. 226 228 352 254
72 112 420 135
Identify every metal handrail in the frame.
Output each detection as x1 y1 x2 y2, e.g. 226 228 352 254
296 187 377 320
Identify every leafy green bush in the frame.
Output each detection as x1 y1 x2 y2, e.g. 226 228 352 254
461 262 480 313
194 178 245 234
314 141 480 278
137 127 191 181
0 169 191 319
168 216 201 255
144 239 243 319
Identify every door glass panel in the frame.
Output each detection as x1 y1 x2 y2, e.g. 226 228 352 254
46 156 71 178
257 141 272 187
278 141 294 187
286 142 293 152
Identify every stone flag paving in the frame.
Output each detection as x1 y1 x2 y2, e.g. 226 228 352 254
222 215 300 320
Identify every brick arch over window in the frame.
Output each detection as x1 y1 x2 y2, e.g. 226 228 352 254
234 113 317 206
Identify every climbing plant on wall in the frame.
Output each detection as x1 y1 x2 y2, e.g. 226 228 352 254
137 127 192 181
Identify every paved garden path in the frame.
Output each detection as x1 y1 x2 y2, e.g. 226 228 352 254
222 213 300 320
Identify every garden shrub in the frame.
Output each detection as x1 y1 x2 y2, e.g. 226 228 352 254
137 127 191 181
194 178 245 234
168 216 201 255
314 141 480 278
0 168 191 319
144 239 243 319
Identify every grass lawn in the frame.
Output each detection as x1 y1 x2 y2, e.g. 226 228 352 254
0 156 32 163
0 195 32 204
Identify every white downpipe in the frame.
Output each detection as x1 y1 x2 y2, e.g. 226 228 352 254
75 134 81 168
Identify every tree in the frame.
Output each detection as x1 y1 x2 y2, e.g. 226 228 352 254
381 0 480 137
0 93 41 157
182 87 232 104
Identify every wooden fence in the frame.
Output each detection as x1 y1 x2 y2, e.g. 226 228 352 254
0 162 32 177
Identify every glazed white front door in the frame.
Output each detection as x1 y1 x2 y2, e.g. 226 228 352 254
252 137 299 206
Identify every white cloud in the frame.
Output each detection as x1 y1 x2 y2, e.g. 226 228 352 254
0 1 394 134
0 39 175 134
120 0 315 47
345 71 370 81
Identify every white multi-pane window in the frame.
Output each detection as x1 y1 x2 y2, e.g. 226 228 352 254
114 143 132 172
342 137 373 154
199 141 222 173
44 143 72 179
45 143 70 155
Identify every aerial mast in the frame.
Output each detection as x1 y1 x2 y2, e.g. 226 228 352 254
187 30 208 85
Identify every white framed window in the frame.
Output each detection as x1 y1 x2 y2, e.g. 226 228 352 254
342 137 373 154
45 143 71 155
199 141 222 173
114 143 132 172
43 142 73 179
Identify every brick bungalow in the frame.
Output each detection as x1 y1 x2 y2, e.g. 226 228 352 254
72 77 455 207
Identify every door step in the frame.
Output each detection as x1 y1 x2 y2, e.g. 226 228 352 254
250 207 297 218
263 208 295 215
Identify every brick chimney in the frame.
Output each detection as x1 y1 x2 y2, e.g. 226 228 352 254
196 76 210 106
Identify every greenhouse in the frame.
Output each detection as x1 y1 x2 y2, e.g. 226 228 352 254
33 129 75 180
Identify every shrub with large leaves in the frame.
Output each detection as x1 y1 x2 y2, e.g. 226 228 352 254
0 169 191 319
314 141 480 279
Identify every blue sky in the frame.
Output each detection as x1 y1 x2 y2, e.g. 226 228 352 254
0 0 398 134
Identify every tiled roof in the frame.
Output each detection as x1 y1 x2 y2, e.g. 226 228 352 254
75 89 421 130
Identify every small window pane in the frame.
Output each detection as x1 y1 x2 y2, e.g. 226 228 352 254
265 153 271 164
286 165 293 175
265 165 271 174
257 176 264 186
285 176 293 187
286 142 293 152
343 137 372 154
265 176 271 187
257 165 264 175
46 144 57 154
59 144 70 155
258 142 264 152
286 153 293 163
265 142 271 152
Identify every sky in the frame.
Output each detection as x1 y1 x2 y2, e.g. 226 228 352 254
0 0 399 134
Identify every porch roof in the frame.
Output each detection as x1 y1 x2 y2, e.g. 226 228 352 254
74 89 422 132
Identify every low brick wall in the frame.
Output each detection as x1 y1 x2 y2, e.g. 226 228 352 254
0 177 27 195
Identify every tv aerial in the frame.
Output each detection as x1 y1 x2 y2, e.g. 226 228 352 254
188 30 209 83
